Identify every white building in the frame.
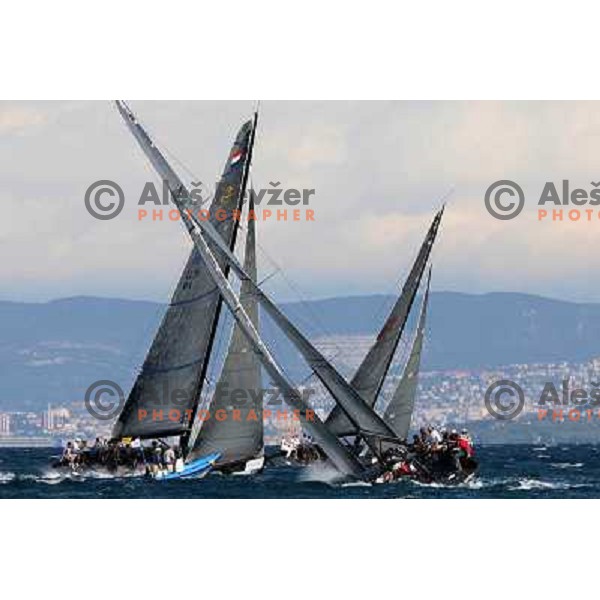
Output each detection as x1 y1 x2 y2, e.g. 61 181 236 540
0 413 10 436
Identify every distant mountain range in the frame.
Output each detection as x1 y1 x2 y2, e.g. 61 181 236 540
2 291 600 411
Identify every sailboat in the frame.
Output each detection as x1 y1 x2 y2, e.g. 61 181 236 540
115 102 369 480
89 103 258 479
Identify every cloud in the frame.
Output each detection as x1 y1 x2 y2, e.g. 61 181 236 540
0 104 46 135
4 100 600 303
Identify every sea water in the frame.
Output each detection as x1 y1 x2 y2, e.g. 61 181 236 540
0 445 597 499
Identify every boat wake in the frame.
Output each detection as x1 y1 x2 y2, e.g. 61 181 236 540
406 474 592 493
0 470 73 485
409 476 484 490
29 468 143 484
298 461 352 486
0 471 16 484
508 478 572 491
341 481 373 488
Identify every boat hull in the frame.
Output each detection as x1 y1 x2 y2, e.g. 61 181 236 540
157 452 221 480
50 452 222 481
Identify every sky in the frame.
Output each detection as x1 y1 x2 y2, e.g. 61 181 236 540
3 100 600 304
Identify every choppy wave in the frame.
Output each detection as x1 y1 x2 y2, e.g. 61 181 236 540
0 471 15 484
298 461 348 485
0 445 599 498
341 481 373 488
410 476 484 490
508 478 571 491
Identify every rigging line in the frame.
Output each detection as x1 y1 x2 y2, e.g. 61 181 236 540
161 142 202 184
234 211 350 364
260 242 335 334
129 102 221 211
236 232 346 372
129 103 204 184
229 196 338 347
234 191 339 351
253 237 351 362
258 270 280 287
245 195 443 369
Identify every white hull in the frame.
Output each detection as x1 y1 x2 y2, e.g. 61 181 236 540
233 456 264 476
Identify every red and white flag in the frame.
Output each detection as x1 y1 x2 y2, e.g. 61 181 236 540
230 148 243 166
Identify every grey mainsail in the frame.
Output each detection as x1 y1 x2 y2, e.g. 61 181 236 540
383 268 431 439
112 102 256 440
188 197 263 467
325 207 443 437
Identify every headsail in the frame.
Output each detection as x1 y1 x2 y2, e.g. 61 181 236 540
188 196 263 467
383 268 431 439
325 208 443 437
112 102 256 439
